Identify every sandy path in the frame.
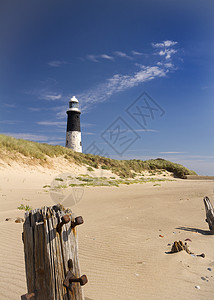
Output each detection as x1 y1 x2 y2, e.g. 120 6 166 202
0 170 214 299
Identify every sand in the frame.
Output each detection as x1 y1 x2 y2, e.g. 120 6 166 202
0 165 214 300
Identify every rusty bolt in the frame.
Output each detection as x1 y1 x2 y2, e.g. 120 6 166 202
64 272 88 291
64 259 88 292
69 274 88 286
68 258 73 270
57 215 70 232
71 216 84 228
21 292 36 300
78 275 88 286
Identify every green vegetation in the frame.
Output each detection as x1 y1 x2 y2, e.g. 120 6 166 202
87 167 94 172
0 134 197 179
55 184 68 189
101 165 109 170
17 204 32 211
56 175 174 188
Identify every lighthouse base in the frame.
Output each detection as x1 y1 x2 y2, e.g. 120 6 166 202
66 131 82 152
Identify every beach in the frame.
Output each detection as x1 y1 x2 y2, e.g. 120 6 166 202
0 167 214 300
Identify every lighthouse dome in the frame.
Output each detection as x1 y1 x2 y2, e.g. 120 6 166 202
67 96 80 112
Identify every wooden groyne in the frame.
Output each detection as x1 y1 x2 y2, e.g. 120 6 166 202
21 205 87 300
186 175 214 180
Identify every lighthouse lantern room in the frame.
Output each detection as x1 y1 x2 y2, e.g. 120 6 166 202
65 96 82 152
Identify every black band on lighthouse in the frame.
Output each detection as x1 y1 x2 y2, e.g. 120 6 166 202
66 111 81 132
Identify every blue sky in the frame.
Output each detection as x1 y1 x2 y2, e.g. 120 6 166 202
0 0 214 175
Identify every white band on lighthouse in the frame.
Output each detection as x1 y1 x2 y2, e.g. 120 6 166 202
66 131 82 152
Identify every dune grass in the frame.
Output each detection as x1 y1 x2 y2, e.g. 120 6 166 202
0 134 197 179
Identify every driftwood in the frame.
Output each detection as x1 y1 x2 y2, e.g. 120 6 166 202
170 241 192 254
170 241 205 258
203 196 214 233
21 205 87 300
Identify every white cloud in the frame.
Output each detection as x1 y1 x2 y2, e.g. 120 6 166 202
25 81 63 102
48 61 67 67
132 50 144 56
3 133 66 144
0 120 22 124
4 103 16 108
3 133 49 142
87 54 114 62
74 63 170 114
100 54 114 61
42 94 62 101
159 49 177 59
135 129 159 132
37 121 66 126
159 152 187 154
85 50 141 63
82 132 95 135
114 51 132 60
87 55 99 62
152 40 178 48
152 40 178 59
28 107 42 112
54 41 179 117
164 62 174 68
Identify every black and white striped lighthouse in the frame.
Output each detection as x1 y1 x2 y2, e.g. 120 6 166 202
65 96 82 152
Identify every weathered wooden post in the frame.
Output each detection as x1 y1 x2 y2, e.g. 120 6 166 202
21 204 88 300
203 196 214 234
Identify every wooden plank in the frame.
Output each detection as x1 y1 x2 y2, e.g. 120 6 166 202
23 219 35 294
62 215 84 300
203 196 214 233
46 208 57 299
43 210 55 299
52 211 68 299
34 221 47 300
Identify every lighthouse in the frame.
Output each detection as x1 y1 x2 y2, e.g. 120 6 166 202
65 96 82 152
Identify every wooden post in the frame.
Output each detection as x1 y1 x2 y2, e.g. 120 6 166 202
203 196 214 234
21 205 87 300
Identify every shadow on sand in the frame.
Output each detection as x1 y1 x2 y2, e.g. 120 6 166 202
176 226 212 235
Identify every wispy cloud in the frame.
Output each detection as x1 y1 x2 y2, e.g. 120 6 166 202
25 78 64 102
75 63 172 113
54 41 179 117
3 133 49 142
152 40 178 60
3 132 65 143
0 120 22 125
159 49 177 59
82 132 95 135
37 121 66 126
114 51 132 60
42 94 62 101
28 107 42 112
87 55 99 62
87 54 114 62
86 51 133 63
4 103 16 108
132 50 144 56
152 40 178 48
48 60 67 67
135 129 159 132
159 151 187 154
100 54 114 61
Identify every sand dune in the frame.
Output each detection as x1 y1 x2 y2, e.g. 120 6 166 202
0 166 214 299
